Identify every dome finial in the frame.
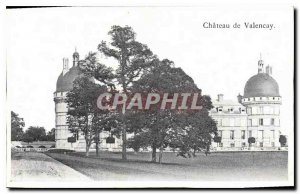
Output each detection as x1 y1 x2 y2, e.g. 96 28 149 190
73 48 79 66
260 53 262 60
258 53 264 74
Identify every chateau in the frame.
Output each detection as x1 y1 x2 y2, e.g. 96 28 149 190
54 51 281 151
210 58 281 150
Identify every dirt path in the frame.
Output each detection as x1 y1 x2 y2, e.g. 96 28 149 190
9 152 90 185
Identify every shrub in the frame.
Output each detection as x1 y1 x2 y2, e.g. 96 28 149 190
27 145 34 148
213 136 222 143
38 145 46 148
279 135 287 146
46 149 75 153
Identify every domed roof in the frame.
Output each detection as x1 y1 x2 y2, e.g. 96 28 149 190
244 73 280 98
56 66 81 92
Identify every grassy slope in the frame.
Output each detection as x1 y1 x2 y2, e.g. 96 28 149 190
47 151 288 181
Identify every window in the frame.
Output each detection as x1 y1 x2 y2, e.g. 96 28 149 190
259 106 263 114
230 130 234 140
219 119 222 126
252 107 257 114
270 107 274 114
259 118 263 126
247 107 252 114
219 143 223 147
248 130 252 138
241 130 246 139
271 118 275 126
229 118 235 127
219 130 222 138
230 143 235 147
248 119 252 126
258 130 264 139
271 130 275 139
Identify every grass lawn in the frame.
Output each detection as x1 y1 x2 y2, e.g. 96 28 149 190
46 151 288 181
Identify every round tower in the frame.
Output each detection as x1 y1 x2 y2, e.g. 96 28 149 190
241 57 281 149
54 50 84 149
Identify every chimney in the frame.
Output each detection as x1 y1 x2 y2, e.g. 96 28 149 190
266 65 272 75
258 59 264 73
62 58 69 75
237 93 243 103
217 94 224 102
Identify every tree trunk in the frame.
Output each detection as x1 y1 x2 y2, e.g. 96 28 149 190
96 141 99 157
122 128 127 160
95 129 99 157
158 145 163 164
151 143 157 162
85 145 90 157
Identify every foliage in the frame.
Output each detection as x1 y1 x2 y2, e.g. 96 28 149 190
11 111 25 141
46 149 75 153
248 137 256 144
23 126 47 141
127 134 148 152
279 135 287 146
66 76 110 156
45 128 55 141
128 60 217 162
95 25 157 160
213 136 222 143
21 132 34 144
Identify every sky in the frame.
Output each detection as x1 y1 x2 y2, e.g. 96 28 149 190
6 6 293 135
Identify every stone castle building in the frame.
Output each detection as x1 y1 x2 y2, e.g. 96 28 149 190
54 50 122 150
210 58 282 150
54 51 281 151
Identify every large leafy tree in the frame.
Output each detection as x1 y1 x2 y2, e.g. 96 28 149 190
128 60 217 163
23 126 47 141
96 25 156 160
66 76 109 156
46 128 56 141
11 111 25 141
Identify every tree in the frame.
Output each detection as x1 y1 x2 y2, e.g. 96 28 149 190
279 135 287 147
21 132 34 144
66 76 110 156
46 128 55 141
213 135 222 147
127 134 148 153
11 111 25 141
96 25 156 160
128 60 217 163
248 137 256 147
175 109 217 158
24 126 47 141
